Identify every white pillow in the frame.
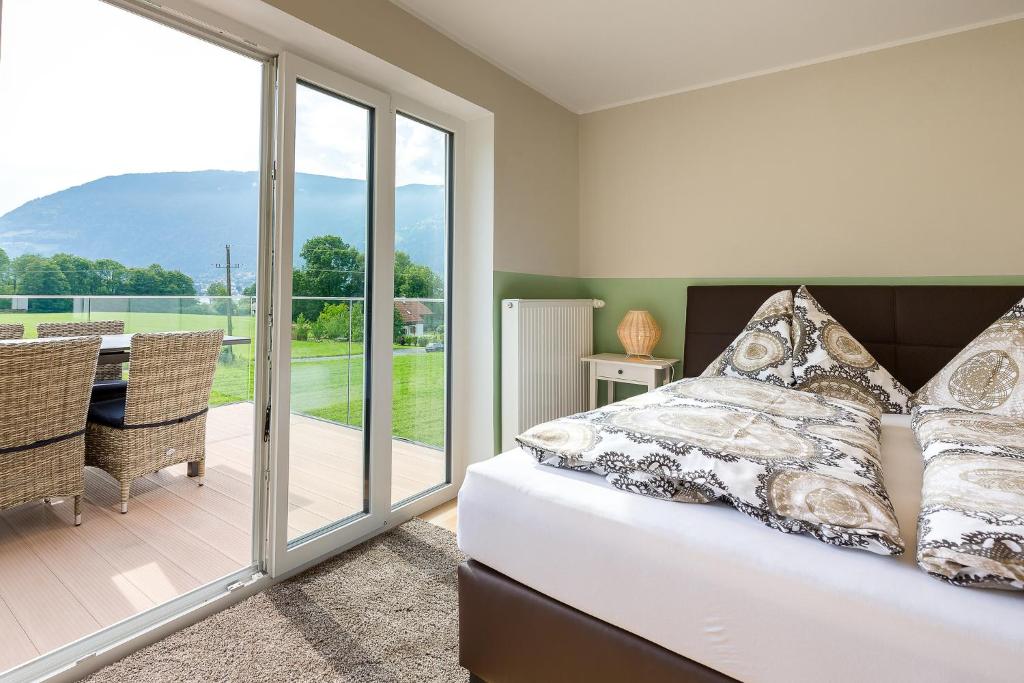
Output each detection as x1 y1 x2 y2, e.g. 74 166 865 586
912 296 1024 416
792 285 911 414
700 289 794 386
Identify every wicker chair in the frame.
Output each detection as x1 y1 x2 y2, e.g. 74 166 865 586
0 323 24 339
37 320 125 381
0 336 101 525
85 330 223 513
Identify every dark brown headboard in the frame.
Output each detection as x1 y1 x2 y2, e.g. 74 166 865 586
682 285 1024 392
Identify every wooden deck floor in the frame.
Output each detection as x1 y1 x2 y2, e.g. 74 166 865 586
0 402 445 672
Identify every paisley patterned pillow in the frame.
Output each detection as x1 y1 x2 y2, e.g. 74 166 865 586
792 285 911 414
700 289 794 386
912 405 1024 589
911 296 1024 417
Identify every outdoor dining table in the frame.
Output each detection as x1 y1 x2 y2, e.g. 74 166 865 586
94 333 251 364
0 333 251 364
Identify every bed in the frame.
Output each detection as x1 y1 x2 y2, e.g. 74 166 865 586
458 285 1024 683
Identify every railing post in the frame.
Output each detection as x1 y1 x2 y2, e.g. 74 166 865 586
346 301 353 426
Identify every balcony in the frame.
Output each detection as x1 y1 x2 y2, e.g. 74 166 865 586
0 295 446 671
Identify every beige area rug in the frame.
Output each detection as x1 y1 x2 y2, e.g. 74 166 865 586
86 519 468 682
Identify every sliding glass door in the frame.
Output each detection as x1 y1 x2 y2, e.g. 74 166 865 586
268 55 395 574
268 58 457 574
0 4 459 678
0 0 272 677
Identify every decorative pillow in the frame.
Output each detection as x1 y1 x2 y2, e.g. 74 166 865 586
519 376 904 556
912 296 1024 417
699 289 794 386
792 285 911 414
912 405 1024 589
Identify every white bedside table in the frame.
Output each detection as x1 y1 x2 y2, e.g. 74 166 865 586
581 353 680 409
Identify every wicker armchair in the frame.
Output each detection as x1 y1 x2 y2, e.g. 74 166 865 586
85 330 223 513
37 320 125 381
0 323 24 339
0 336 101 525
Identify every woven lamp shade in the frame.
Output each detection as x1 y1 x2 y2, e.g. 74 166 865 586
617 310 661 358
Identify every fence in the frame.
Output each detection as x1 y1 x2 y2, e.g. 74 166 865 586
0 295 446 449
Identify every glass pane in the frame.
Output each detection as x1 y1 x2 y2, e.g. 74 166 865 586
0 0 262 671
391 114 450 506
287 82 371 542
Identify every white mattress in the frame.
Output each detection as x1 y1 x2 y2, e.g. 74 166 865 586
458 415 1024 683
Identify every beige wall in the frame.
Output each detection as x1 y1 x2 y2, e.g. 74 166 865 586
579 20 1024 278
262 0 580 278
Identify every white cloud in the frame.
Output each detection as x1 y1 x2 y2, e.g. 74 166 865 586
397 115 447 186
295 84 369 180
0 0 448 219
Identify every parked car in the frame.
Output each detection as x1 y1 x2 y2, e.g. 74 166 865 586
425 342 444 353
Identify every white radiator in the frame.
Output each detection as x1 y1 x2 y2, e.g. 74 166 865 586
501 299 599 451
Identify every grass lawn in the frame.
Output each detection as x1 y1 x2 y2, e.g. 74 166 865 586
2 310 445 449
289 352 446 448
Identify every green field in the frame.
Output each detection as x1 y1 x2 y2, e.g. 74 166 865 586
2 310 445 449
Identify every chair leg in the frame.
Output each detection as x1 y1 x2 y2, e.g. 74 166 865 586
197 458 205 487
120 480 130 514
74 495 82 526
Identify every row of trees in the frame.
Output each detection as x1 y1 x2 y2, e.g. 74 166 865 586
0 249 195 296
283 235 443 323
0 248 196 312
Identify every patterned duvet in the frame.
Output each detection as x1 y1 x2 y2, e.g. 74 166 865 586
912 405 1024 589
518 376 904 555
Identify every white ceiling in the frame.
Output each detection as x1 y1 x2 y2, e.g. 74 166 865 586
392 0 1024 113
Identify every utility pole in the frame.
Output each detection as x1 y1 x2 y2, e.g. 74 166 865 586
214 244 240 356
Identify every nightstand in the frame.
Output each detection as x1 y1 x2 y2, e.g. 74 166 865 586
581 353 680 409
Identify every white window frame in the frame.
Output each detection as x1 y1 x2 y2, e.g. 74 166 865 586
267 52 396 576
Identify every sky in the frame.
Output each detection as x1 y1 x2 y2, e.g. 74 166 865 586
0 0 446 217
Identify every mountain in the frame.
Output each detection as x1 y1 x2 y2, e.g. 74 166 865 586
0 171 446 289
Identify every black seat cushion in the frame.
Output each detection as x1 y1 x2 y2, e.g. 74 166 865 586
88 397 126 429
91 380 127 404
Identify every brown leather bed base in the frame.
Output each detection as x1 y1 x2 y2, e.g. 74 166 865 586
459 560 736 683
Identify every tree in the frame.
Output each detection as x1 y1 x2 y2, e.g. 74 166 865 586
207 281 231 315
393 249 442 298
11 254 72 311
0 247 10 286
92 259 128 294
0 248 11 309
312 302 350 340
298 235 364 296
393 306 404 341
292 235 365 320
51 253 104 295
157 268 196 296
396 262 443 299
123 264 195 297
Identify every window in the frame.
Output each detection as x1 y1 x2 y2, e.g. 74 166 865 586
391 112 453 505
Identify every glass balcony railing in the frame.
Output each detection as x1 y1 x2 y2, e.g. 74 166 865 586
0 295 445 450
